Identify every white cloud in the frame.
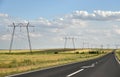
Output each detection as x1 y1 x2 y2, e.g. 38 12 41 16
0 32 42 41
70 19 87 27
115 29 120 34
0 13 8 17
69 10 120 21
29 33 42 38
0 34 11 40
0 13 11 25
31 17 52 26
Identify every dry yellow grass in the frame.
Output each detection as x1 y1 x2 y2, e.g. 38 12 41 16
61 49 91 53
0 49 43 53
61 49 112 54
116 49 120 60
0 49 111 77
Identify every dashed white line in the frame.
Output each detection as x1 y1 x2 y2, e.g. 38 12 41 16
81 63 95 69
66 69 84 77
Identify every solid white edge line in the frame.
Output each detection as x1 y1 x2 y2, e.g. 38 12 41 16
66 69 84 77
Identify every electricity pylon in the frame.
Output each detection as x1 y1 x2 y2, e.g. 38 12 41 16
63 36 76 51
8 22 34 53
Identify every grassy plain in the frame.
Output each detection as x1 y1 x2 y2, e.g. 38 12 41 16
116 49 120 60
0 49 111 77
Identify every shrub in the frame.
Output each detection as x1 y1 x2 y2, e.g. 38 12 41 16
75 52 79 54
54 52 58 54
80 52 85 54
89 51 99 54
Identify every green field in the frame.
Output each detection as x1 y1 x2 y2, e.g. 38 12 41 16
0 49 112 77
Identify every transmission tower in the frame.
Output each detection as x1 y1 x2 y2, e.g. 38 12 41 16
63 36 77 51
8 22 34 53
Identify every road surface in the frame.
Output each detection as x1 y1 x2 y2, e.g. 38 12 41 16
7 50 120 77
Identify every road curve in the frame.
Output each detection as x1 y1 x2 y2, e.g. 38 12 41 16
7 50 120 77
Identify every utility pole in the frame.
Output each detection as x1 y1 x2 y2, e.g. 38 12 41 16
8 22 34 53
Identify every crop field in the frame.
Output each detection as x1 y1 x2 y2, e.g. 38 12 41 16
0 49 112 77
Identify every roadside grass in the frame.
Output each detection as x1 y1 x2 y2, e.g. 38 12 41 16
116 49 120 60
0 49 112 77
61 48 111 54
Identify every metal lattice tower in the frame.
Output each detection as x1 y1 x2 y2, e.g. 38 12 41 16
63 36 77 51
8 22 34 53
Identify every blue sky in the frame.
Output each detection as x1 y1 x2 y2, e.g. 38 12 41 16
1 0 120 49
1 0 120 19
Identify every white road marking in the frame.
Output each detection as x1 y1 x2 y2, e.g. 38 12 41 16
66 62 98 77
66 69 84 77
81 63 95 69
115 56 120 64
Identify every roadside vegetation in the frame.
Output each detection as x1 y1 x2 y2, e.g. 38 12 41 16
116 49 120 60
0 49 112 77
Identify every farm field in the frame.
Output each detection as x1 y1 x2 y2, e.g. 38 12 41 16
0 49 112 77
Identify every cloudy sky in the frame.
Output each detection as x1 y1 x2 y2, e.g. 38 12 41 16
1 0 120 49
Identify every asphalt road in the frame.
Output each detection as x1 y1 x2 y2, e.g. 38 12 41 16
7 50 120 77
